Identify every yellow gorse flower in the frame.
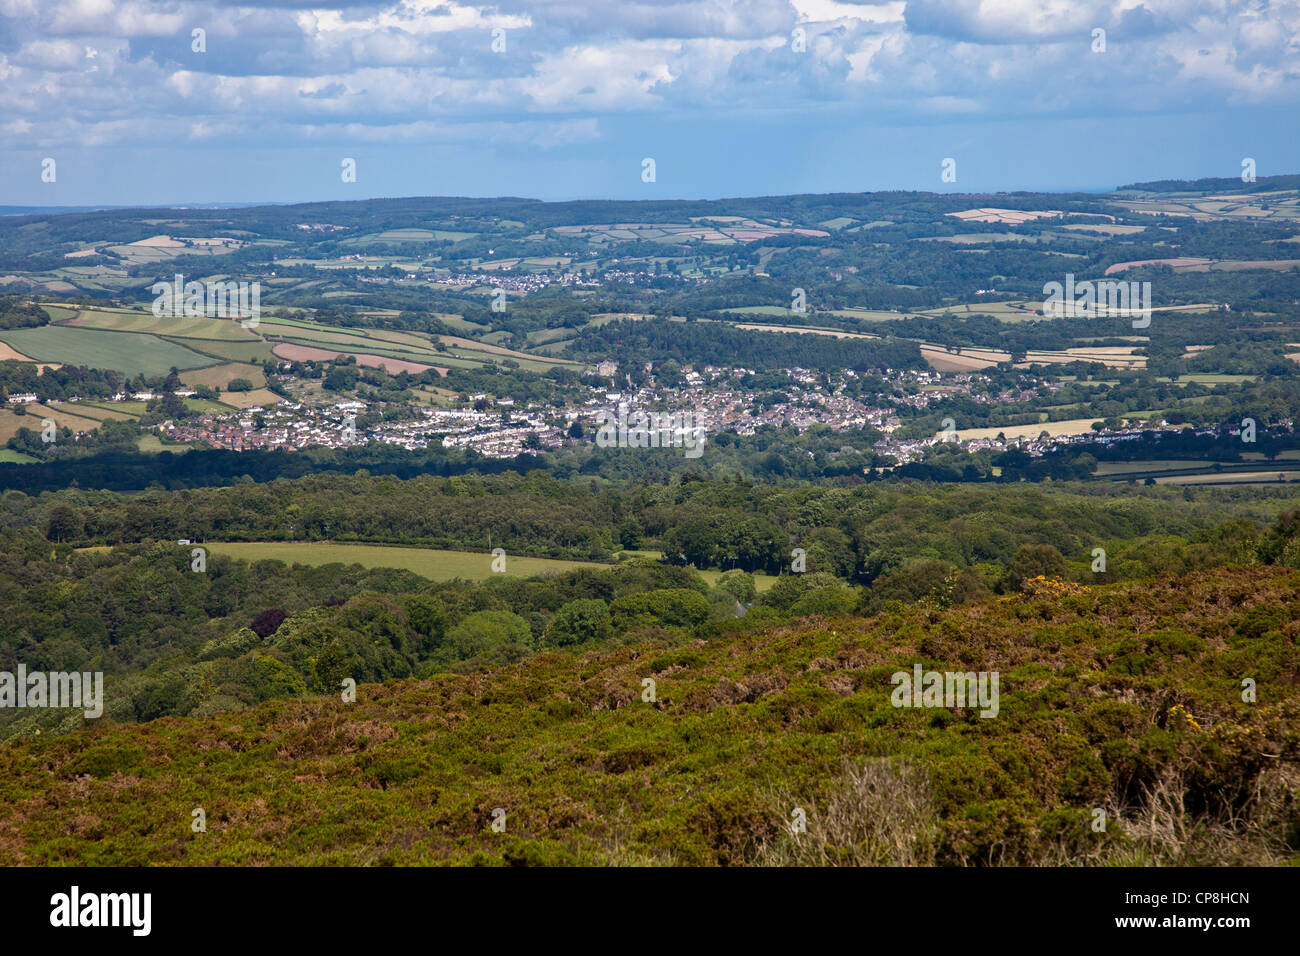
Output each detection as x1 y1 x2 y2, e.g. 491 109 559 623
1023 575 1088 598
1168 704 1200 731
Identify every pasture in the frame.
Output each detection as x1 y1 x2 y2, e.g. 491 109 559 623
181 340 276 364
733 323 878 340
260 313 577 373
201 542 610 581
65 308 259 342
0 325 216 376
217 388 282 410
0 405 103 441
200 541 780 592
181 363 267 389
947 418 1103 441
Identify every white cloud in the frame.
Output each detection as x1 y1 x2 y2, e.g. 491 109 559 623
0 0 1293 151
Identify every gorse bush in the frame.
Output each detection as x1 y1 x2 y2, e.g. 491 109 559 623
3 565 1295 866
8 498 1300 739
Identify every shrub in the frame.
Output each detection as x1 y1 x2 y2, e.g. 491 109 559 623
1002 544 1067 592
545 598 611 647
446 610 533 660
249 608 288 639
609 588 711 631
717 570 756 605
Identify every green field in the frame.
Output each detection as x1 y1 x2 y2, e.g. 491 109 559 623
259 316 371 338
202 542 611 580
427 312 487 333
828 308 912 321
66 308 260 341
259 315 575 373
916 301 1046 321
694 568 777 592
718 305 800 316
37 305 562 380
1157 374 1257 385
0 325 216 376
180 339 276 363
136 433 192 454
340 229 477 246
191 541 779 590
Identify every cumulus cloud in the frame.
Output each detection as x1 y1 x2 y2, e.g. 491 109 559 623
0 0 1294 152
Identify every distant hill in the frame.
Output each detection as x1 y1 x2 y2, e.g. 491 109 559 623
1116 173 1300 195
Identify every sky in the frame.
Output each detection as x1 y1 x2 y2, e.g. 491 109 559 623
1 0 1298 206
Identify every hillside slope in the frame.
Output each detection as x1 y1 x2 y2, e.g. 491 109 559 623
2 567 1297 866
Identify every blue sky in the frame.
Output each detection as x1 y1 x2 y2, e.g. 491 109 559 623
2 0 1298 205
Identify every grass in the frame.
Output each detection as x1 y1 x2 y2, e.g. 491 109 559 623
917 301 1046 322
425 313 487 334
340 229 476 245
0 405 104 441
65 308 260 341
217 388 282 410
201 542 612 581
696 568 777 592
181 363 266 389
259 317 371 339
1094 460 1233 476
136 433 191 454
718 305 801 316
180 340 276 364
1158 374 1257 385
953 418 1103 441
55 402 137 423
39 306 78 321
196 542 780 590
259 315 576 372
0 325 216 376
827 308 912 321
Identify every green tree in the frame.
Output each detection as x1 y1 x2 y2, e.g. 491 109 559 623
1003 544 1067 592
46 505 83 543
610 588 711 630
323 365 360 392
717 570 756 605
545 598 611 647
446 610 532 660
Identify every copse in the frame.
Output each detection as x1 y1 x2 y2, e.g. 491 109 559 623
545 598 612 647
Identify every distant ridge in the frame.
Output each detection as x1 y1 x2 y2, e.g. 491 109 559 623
1117 173 1300 195
0 202 280 216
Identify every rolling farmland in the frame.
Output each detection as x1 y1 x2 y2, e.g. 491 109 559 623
65 308 262 341
0 325 217 376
